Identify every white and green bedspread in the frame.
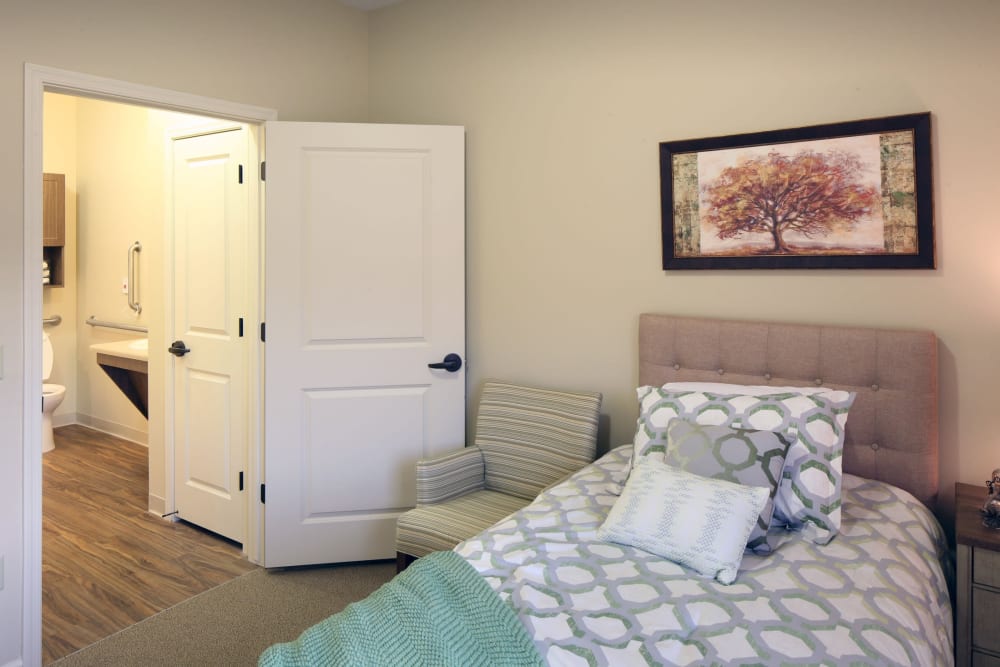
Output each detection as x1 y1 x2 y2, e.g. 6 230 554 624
455 446 954 666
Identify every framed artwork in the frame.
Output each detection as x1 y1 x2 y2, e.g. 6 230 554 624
659 112 933 269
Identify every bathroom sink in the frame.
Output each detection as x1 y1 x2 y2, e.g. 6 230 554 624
128 339 148 351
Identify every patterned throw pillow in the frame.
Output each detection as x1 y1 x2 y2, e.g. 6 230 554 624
632 386 856 545
597 459 769 585
664 419 791 553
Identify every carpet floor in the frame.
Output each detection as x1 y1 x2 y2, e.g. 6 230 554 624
50 560 396 666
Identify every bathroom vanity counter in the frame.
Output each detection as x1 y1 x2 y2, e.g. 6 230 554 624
90 338 148 366
90 339 148 418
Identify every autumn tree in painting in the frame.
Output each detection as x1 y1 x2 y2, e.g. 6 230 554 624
703 150 880 253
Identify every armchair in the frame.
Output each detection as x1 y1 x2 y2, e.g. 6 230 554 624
395 380 602 571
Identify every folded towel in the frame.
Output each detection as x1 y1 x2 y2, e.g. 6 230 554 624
42 260 49 269
42 269 50 278
42 276 50 284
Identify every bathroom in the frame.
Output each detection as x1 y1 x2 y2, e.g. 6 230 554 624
41 91 246 517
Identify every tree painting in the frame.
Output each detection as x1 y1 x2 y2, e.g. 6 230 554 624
701 149 880 254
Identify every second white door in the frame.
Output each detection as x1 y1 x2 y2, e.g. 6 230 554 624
170 126 250 544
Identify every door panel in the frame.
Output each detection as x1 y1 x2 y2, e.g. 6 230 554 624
303 149 426 340
263 122 465 567
171 127 249 543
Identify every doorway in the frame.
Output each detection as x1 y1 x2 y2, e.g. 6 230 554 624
24 63 276 663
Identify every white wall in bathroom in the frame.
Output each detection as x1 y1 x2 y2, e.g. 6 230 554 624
74 95 157 446
42 94 79 422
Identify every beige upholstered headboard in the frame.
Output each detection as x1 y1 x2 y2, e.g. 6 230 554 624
638 314 940 509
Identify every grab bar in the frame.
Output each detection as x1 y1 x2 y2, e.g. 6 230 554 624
43 315 62 327
127 241 142 314
86 316 148 334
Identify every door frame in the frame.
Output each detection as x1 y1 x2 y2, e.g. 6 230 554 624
22 63 276 663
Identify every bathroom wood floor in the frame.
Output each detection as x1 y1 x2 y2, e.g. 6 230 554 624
42 424 258 664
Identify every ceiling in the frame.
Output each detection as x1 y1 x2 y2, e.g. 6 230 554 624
338 0 404 10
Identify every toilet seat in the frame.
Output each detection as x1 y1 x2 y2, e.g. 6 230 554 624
41 332 66 453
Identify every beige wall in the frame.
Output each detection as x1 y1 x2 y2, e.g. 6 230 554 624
367 0 1000 512
1 1 369 661
8 0 998 662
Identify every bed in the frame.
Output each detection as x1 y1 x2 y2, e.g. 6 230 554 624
262 314 953 667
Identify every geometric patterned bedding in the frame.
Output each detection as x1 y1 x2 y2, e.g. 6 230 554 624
455 446 954 667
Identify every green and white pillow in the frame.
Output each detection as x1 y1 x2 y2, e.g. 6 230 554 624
632 385 855 545
598 458 769 585
663 419 791 553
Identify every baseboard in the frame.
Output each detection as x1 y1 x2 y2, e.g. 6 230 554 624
148 494 167 517
52 411 76 428
75 413 148 447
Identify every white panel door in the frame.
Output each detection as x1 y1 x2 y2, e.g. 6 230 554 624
171 127 249 544
263 122 465 567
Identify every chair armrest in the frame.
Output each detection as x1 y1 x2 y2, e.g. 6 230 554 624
416 446 485 505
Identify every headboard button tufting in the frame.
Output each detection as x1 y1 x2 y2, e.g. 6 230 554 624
717 368 725 375
871 384 879 391
673 363 680 371
871 442 880 451
764 373 772 381
814 378 823 386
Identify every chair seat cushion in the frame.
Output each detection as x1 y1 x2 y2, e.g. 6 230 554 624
397 490 530 558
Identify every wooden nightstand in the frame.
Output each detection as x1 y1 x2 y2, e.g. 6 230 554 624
956 482 1000 667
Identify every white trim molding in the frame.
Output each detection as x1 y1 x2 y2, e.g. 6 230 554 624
22 63 276 667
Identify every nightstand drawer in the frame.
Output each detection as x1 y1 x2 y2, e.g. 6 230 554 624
974 651 1000 667
974 587 1000 654
976 547 1000 588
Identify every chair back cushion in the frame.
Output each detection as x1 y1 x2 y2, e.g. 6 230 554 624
476 380 602 500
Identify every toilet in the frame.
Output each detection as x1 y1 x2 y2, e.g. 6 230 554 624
42 331 66 453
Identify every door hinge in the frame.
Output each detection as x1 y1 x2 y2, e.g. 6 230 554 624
239 317 244 338
260 161 266 181
239 471 244 491
238 164 244 184
260 483 266 504
260 322 266 342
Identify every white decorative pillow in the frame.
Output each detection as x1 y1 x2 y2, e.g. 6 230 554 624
597 459 769 585
632 385 855 545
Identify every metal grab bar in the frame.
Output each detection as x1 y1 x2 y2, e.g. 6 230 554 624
43 315 62 327
86 316 148 334
127 241 142 314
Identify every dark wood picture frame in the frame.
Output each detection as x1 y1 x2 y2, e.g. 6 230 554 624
659 112 933 270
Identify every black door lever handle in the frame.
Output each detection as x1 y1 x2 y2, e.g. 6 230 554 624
428 353 462 373
168 340 191 357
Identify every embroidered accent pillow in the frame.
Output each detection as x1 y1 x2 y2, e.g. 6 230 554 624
664 418 791 553
597 459 769 585
632 386 855 545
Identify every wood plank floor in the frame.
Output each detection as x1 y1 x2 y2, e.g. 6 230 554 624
43 424 258 664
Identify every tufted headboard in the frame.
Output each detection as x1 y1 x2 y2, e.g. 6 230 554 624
638 314 940 509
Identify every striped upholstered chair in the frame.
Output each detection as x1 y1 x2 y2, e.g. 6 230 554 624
395 380 602 571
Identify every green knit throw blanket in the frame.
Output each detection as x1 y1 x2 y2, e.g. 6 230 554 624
258 550 543 667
